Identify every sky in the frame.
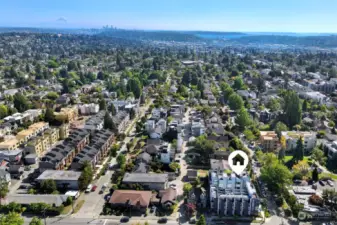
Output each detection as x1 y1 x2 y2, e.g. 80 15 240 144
1 0 337 33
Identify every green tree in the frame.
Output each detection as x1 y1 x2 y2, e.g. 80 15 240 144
266 98 281 112
260 161 292 193
29 217 43 225
302 99 309 112
183 183 192 196
99 98 107 110
236 108 252 131
14 93 30 112
232 76 245 90
103 111 116 131
275 121 288 138
0 104 8 119
78 161 93 190
40 179 57 194
110 144 119 157
0 182 9 206
46 92 59 100
293 137 304 162
109 103 117 116
0 212 24 225
283 91 302 128
311 147 327 166
117 154 126 170
228 93 244 111
169 162 180 172
129 108 136 119
196 215 206 225
223 87 234 102
127 78 142 98
44 108 55 123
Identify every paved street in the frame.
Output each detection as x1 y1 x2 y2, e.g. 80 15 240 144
72 98 154 219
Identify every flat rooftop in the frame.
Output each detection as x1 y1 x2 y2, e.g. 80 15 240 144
36 170 81 181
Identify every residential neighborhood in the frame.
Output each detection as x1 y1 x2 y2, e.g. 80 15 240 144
1 25 337 225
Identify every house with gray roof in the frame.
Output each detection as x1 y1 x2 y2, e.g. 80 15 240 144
122 173 168 190
36 170 82 190
6 194 67 207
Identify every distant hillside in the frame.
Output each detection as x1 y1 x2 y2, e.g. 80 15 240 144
97 29 204 42
229 35 337 48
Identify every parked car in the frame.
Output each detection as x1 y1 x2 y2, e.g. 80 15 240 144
319 180 326 186
85 184 93 193
169 184 177 190
189 217 197 224
327 180 334 187
120 217 129 223
158 218 168 223
99 183 108 194
19 184 28 189
91 185 97 192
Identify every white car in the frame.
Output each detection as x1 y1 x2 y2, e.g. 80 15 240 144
169 184 177 189
85 184 93 193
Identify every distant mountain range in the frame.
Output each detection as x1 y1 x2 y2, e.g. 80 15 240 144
1 27 337 48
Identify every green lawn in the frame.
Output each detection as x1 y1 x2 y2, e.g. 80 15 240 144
284 156 310 163
320 172 337 180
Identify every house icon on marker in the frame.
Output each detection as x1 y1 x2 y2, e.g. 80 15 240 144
232 154 245 166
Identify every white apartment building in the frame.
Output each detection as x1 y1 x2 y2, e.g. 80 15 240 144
78 104 99 115
281 131 317 153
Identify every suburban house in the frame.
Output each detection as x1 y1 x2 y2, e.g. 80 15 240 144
109 190 152 213
122 173 169 190
6 194 68 207
158 188 177 208
36 170 82 190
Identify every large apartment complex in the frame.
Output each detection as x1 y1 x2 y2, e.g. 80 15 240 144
209 171 260 216
281 131 317 153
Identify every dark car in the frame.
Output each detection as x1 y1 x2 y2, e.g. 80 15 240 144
19 184 28 189
158 218 168 223
319 180 326 186
120 217 129 223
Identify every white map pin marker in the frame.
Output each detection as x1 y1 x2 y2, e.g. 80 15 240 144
228 150 249 175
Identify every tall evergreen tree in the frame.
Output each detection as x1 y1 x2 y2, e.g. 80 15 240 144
283 91 302 128
103 111 114 130
99 98 107 110
294 137 304 162
110 103 117 116
312 167 319 182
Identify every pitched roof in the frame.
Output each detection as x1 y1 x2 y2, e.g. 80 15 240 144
109 190 152 207
159 188 177 203
144 144 159 155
